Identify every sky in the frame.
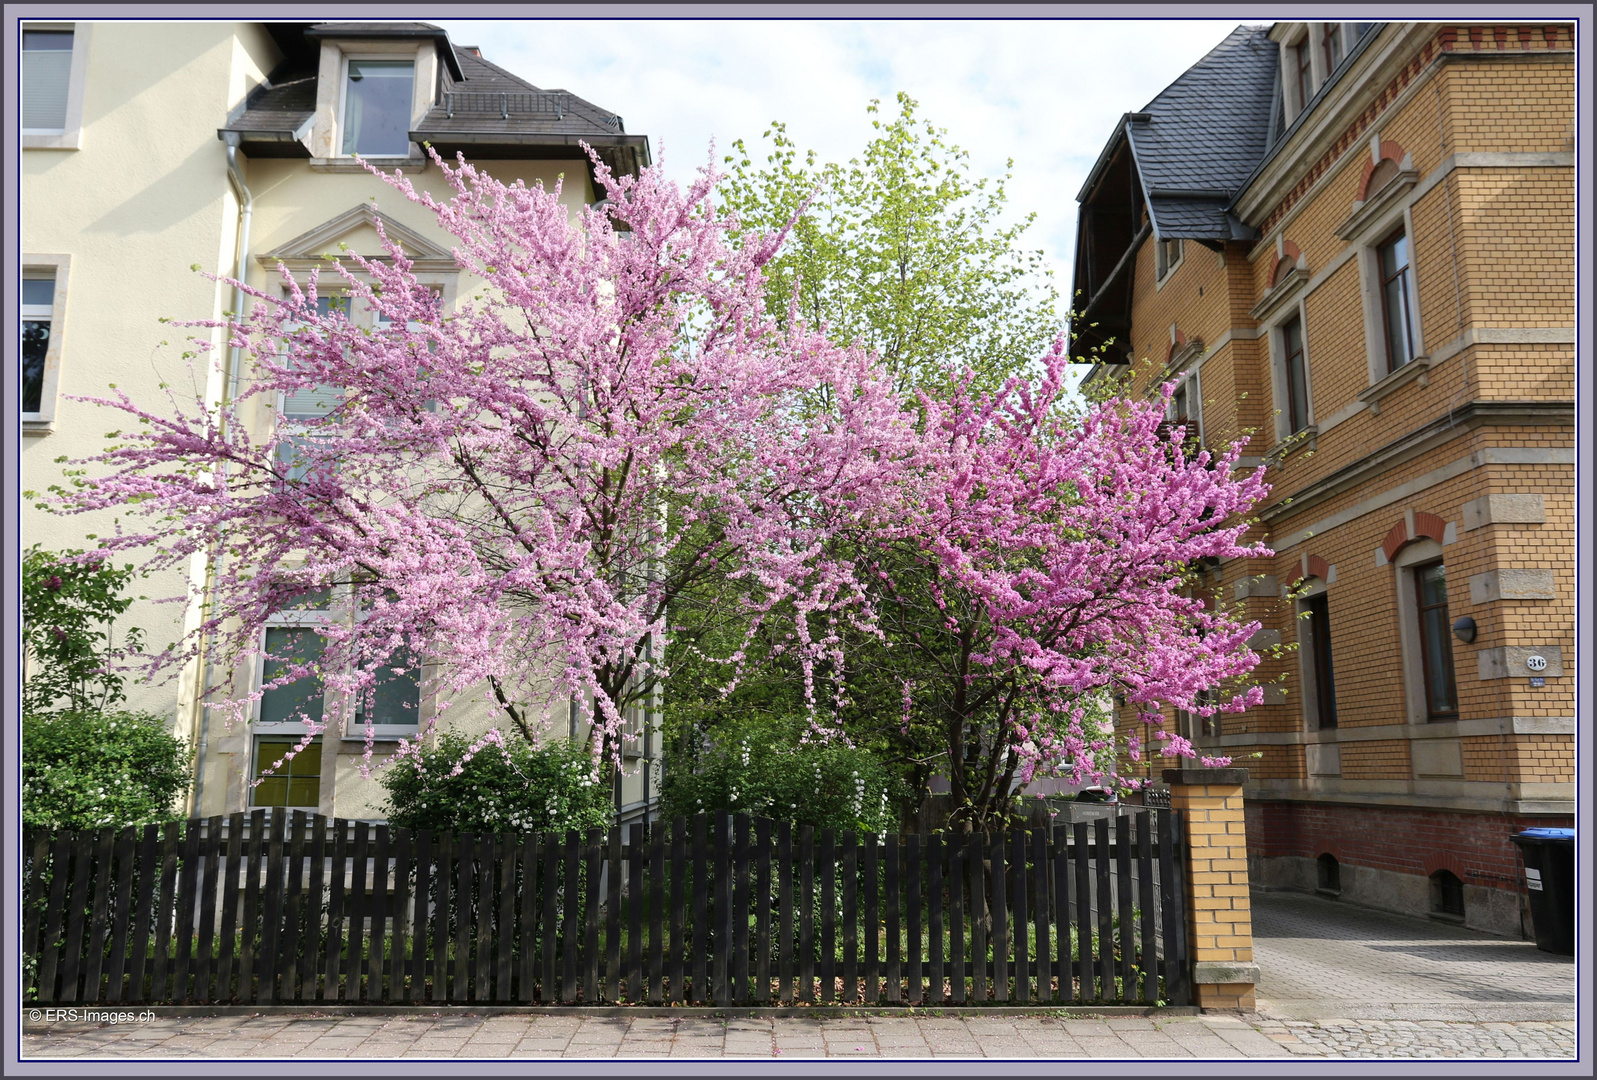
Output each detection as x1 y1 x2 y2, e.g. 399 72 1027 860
432 17 1256 310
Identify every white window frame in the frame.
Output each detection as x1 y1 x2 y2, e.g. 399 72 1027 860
1154 236 1184 287
1354 201 1427 390
254 598 340 732
1266 298 1317 445
22 22 90 150
1294 577 1336 731
21 255 71 434
249 733 325 811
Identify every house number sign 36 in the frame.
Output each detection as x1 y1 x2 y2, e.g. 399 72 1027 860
1526 655 1548 672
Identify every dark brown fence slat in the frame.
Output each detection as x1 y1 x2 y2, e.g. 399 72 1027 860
408 830 432 1004
429 831 451 1003
325 819 350 1002
884 833 901 1004
902 832 921 1004
1073 821 1093 1000
967 833 986 1003
841 832 857 1004
215 814 243 1003
627 823 644 1003
797 825 814 1004
39 834 71 1003
278 813 306 1003
259 812 288 1005
60 833 94 1004
371 825 394 1003
669 818 688 1004
561 830 580 1002
649 823 667 1003
947 832 964 1004
23 832 51 1001
712 813 732 1007
450 832 472 1002
1116 814 1136 999
127 826 160 1004
1095 817 1115 1000
83 828 117 1004
1137 811 1158 1003
690 815 708 1004
485 834 508 1002
1031 825 1050 1004
473 835 495 1003
732 815 750 1004
1053 826 1072 1003
391 827 413 1003
777 821 794 1005
926 834 943 1005
990 829 1008 1002
517 833 537 1004
1161 809 1191 1005
105 827 137 1004
171 820 202 1003
583 827 602 1003
544 832 562 1002
194 818 223 1003
347 821 371 1004
862 833 878 1005
304 817 328 1003
150 822 180 1002
754 818 772 1005
818 828 836 1004
605 826 622 1003
1011 827 1028 1004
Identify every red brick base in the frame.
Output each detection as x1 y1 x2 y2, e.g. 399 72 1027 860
1246 800 1572 896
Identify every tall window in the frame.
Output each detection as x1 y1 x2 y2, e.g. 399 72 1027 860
259 626 328 727
1294 40 1313 111
22 277 55 414
1414 561 1458 720
1304 593 1337 728
1282 315 1310 434
1321 24 1344 73
252 737 323 808
22 29 73 129
342 59 415 157
353 643 422 732
1377 228 1416 373
1155 236 1182 281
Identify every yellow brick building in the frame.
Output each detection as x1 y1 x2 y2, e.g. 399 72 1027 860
1072 22 1573 938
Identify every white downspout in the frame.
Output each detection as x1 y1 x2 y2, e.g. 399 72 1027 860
191 134 254 816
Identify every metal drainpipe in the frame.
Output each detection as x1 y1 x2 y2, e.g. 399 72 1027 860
191 134 254 816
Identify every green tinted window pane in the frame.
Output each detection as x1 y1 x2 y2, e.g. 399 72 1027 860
357 647 421 727
1420 608 1456 713
289 739 323 778
253 776 289 807
260 627 325 725
1418 563 1448 607
22 320 49 413
286 778 320 807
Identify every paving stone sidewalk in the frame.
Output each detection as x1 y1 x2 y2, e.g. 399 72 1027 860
21 1012 1577 1059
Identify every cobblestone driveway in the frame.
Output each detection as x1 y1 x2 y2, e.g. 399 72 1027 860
1251 888 1576 1021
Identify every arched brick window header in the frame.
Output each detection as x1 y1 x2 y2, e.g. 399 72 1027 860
1271 239 1304 287
1290 553 1332 586
1423 851 1466 880
1382 511 1448 562
1165 328 1189 365
1357 139 1410 200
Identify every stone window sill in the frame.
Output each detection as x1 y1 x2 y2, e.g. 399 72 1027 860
1335 169 1419 240
1265 425 1318 466
23 418 56 437
1250 267 1309 322
1357 355 1432 414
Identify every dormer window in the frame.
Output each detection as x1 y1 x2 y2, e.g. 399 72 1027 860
1155 236 1183 283
342 59 415 157
1321 24 1344 73
1293 38 1313 113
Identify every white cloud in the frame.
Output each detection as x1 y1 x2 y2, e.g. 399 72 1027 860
434 17 1252 311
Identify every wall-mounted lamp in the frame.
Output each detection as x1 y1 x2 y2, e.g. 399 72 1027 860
1452 616 1477 644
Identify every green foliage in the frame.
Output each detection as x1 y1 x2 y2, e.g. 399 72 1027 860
721 92 1060 397
380 732 614 835
22 545 145 715
661 712 904 835
22 711 191 830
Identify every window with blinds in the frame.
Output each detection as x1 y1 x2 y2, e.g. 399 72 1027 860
23 30 74 130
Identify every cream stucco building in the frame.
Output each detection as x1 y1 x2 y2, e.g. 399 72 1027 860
20 20 661 822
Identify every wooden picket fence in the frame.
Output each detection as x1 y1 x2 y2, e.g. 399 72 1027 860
23 808 1190 1007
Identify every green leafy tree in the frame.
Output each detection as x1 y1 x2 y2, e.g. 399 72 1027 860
22 545 146 715
720 91 1061 396
380 732 614 835
22 712 191 830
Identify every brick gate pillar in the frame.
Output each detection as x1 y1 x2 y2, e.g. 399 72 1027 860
1162 767 1258 1010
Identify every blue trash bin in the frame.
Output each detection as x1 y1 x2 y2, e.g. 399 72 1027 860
1512 828 1574 955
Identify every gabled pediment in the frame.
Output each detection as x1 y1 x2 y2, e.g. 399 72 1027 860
257 203 459 273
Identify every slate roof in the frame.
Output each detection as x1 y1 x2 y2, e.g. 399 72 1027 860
1122 25 1279 241
219 22 647 171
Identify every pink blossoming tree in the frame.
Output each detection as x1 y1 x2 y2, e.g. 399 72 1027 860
56 150 920 786
865 347 1271 830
